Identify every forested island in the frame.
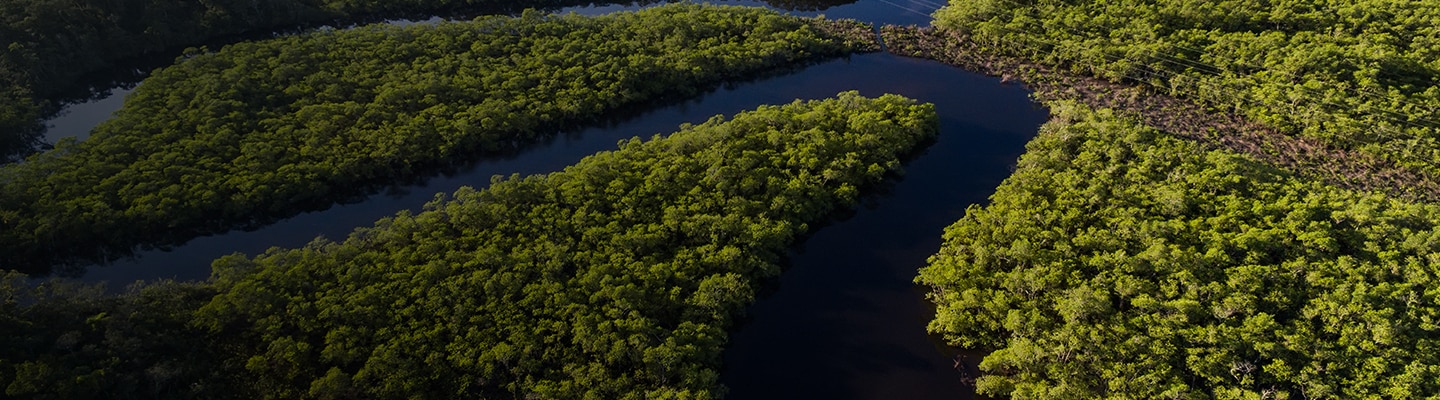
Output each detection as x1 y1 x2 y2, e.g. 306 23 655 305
1 92 937 398
0 4 876 276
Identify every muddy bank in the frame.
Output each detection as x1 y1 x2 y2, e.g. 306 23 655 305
882 25 1440 203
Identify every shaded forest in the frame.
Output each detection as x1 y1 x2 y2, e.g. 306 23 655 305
0 0 859 162
1 92 938 399
0 4 875 276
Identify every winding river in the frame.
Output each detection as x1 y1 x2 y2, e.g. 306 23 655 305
40 1 1047 398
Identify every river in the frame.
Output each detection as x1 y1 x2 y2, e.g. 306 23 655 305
41 0 939 144
40 1 1046 398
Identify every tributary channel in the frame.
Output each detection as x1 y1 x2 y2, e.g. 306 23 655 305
39 1 1048 398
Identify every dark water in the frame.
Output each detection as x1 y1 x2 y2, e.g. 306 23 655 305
564 0 941 25
41 1 1046 399
76 52 1044 399
42 87 134 143
715 56 1043 399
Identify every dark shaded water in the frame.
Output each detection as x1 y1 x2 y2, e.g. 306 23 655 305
714 55 1043 399
40 1 1046 398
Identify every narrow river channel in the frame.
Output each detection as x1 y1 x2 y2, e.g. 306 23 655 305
39 1 1046 398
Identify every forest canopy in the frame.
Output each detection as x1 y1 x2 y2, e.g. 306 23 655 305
0 0 867 160
0 0 631 161
0 4 874 276
1 92 938 399
917 101 1440 399
932 0 1440 184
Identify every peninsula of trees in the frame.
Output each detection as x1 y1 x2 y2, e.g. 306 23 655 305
3 0 593 161
1 92 938 398
8 0 1440 398
0 0 865 161
0 4 874 275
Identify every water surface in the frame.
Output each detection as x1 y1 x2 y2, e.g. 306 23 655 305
40 2 1046 399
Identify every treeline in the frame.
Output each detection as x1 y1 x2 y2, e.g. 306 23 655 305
1 92 939 399
1 0 418 161
0 0 863 162
932 0 1440 181
0 275 234 399
0 4 875 275
917 102 1440 398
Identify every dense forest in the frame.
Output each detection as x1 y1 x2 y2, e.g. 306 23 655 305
903 1 1440 398
0 0 859 162
918 102 1440 398
0 92 938 398
0 0 441 161
10 0 1440 398
929 0 1440 185
0 4 876 276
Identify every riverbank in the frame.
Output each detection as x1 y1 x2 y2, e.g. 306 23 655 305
1 0 668 163
901 6 1440 397
1 92 941 399
881 25 1440 203
0 7 879 277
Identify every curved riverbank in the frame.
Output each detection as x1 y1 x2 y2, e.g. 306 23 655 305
0 6 875 276
881 25 1440 203
2 92 941 399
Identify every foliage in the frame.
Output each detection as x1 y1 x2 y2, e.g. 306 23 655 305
0 0 872 161
1 92 936 398
932 0 1440 179
0 4 868 275
917 102 1440 399
0 0 319 161
0 0 643 160
198 91 934 399
0 271 239 399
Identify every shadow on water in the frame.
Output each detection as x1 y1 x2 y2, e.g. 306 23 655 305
716 55 1046 399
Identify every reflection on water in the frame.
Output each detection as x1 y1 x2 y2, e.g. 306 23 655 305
44 87 134 144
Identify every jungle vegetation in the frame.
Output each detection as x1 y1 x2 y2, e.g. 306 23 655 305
907 2 1440 397
930 0 1440 185
0 4 875 275
1 0 590 161
918 102 1440 399
1 92 938 399
0 0 860 162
